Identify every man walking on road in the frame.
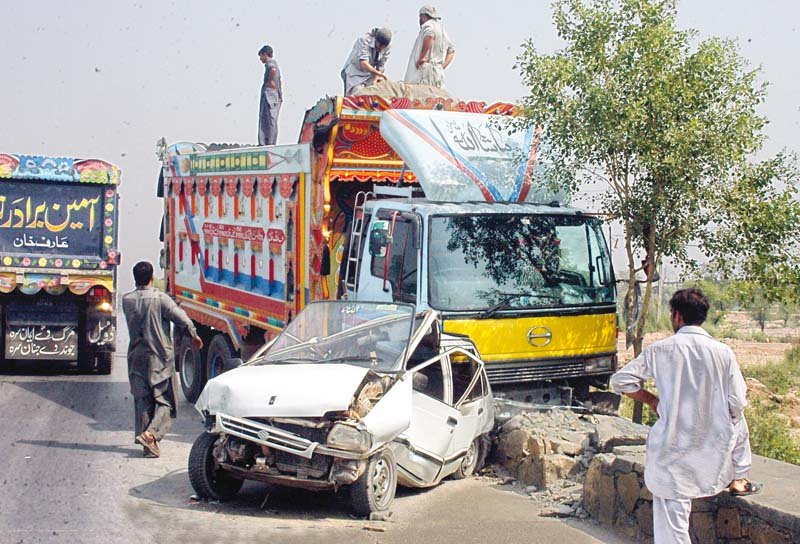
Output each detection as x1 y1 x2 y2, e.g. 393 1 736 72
122 261 203 458
341 27 393 96
611 288 761 544
404 5 455 88
257 44 282 145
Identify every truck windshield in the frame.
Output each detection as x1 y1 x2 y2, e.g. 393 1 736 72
428 214 615 312
257 301 415 372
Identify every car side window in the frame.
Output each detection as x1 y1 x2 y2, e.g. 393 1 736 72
412 358 446 403
451 357 483 405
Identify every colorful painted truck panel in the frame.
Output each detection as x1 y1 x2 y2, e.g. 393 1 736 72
161 93 617 405
0 154 120 372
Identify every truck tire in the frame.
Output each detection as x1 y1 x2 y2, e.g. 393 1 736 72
206 334 235 382
188 432 243 501
96 352 113 375
349 448 397 516
177 332 206 404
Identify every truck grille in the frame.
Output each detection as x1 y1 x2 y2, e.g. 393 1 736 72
486 360 588 384
217 414 317 459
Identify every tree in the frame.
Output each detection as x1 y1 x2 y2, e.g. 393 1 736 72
515 0 799 358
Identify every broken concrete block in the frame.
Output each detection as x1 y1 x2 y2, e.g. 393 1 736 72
542 454 579 486
635 501 654 536
616 472 640 515
583 456 616 525
498 428 532 461
592 414 649 452
550 438 583 456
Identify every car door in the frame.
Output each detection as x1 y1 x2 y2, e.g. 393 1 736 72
394 355 459 485
442 350 490 476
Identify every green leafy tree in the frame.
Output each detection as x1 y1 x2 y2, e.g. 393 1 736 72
514 0 799 363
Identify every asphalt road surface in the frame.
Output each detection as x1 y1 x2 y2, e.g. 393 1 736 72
0 329 633 544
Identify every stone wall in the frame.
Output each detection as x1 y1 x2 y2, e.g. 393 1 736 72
582 451 799 544
494 407 800 543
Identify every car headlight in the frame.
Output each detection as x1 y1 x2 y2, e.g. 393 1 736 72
327 423 373 453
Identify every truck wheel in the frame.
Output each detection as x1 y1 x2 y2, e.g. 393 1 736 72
188 432 243 500
178 333 206 403
349 448 397 516
96 352 113 375
206 334 234 381
452 436 482 479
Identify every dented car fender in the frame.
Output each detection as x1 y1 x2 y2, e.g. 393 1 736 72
362 374 412 446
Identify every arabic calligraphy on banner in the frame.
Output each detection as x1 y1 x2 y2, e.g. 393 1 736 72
202 222 265 243
0 181 105 257
5 325 78 360
441 119 518 158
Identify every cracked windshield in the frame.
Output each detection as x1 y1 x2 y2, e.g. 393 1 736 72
429 214 615 312
258 301 414 371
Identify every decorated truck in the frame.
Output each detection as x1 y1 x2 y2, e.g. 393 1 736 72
0 154 120 373
159 93 617 404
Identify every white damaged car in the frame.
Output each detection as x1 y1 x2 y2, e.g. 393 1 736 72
190 300 494 515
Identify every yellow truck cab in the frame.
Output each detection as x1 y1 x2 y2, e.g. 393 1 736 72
340 107 617 403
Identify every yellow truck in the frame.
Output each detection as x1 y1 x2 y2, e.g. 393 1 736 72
159 93 617 404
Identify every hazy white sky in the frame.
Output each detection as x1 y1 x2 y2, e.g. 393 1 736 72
1 1 797 291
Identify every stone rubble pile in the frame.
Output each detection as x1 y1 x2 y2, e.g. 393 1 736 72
493 407 649 518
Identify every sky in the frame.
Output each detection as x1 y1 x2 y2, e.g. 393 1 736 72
1 0 798 292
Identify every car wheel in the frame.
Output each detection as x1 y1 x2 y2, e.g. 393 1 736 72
206 334 234 381
178 332 206 403
188 432 243 500
349 448 397 516
452 436 482 479
96 352 113 375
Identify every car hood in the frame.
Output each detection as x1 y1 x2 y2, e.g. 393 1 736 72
195 363 371 418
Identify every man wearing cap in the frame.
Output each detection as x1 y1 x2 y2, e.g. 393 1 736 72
404 5 455 88
341 28 393 96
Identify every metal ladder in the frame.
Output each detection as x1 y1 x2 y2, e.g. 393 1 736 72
342 191 373 298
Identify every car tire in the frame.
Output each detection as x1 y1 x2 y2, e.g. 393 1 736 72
452 436 482 479
177 332 206 404
96 352 113 375
349 448 397 516
206 334 235 382
188 432 243 501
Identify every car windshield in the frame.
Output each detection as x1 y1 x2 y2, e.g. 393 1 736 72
255 301 415 372
428 214 616 312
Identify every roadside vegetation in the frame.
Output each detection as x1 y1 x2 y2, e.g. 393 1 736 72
618 279 800 465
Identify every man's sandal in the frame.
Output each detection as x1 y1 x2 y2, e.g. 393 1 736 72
135 433 160 458
728 479 763 496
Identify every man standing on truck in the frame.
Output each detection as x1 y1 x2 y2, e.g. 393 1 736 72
404 5 455 88
122 261 203 458
611 288 761 544
258 44 282 145
341 27 393 95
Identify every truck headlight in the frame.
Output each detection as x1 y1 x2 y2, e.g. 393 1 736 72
327 423 372 453
585 356 613 373
99 301 112 312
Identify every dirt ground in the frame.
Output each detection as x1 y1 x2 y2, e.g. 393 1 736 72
617 311 798 369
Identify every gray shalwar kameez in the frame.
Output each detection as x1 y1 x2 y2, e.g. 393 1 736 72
258 58 283 146
122 286 197 442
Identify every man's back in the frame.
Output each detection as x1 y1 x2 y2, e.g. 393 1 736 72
616 326 747 499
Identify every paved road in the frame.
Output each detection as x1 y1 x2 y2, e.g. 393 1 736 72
0 341 633 544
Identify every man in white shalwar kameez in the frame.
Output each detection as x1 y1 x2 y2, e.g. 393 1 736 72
404 5 455 88
611 288 761 544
